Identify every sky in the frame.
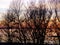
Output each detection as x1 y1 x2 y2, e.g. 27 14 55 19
0 0 12 13
0 0 12 21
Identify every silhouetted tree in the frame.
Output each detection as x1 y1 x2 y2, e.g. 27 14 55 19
4 0 59 44
4 0 26 43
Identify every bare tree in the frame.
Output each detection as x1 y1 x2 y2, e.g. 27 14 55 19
4 0 59 44
4 0 24 43
27 1 53 43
